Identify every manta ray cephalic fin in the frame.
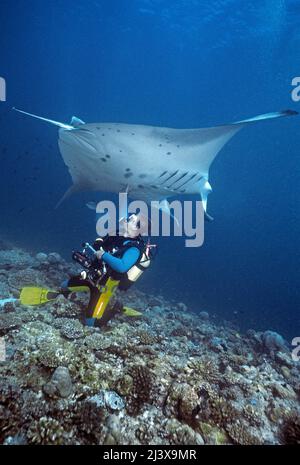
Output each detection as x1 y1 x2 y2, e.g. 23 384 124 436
70 116 86 127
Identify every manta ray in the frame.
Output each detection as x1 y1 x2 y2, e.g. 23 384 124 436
14 107 297 221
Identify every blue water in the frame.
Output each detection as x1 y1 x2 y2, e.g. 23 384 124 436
0 0 299 339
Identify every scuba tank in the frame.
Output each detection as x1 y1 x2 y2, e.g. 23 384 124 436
126 241 154 283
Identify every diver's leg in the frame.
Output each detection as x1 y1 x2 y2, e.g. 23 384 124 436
87 279 121 327
94 299 123 328
60 276 99 326
85 285 102 327
59 275 91 299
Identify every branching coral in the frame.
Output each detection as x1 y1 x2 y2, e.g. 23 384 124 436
137 330 159 345
186 357 220 384
165 419 204 445
242 404 263 427
164 382 201 427
26 416 74 445
280 413 300 445
0 380 23 441
123 364 153 416
72 400 107 445
202 395 238 428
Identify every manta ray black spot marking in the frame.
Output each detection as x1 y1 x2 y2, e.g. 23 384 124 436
177 145 180 148
139 174 147 178
166 152 172 155
102 134 105 137
138 185 144 189
125 168 131 172
101 158 107 162
106 154 110 158
158 144 163 147
151 185 158 189
131 133 135 135
119 150 123 152
124 173 133 178
117 129 121 133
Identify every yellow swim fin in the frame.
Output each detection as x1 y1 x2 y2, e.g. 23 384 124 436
19 287 60 306
122 306 143 317
92 278 120 319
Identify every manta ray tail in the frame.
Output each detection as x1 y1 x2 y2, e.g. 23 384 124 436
232 109 298 125
13 107 74 130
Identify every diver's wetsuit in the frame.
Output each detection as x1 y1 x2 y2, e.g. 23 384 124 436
63 235 144 327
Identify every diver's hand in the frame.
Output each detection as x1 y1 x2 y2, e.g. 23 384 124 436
95 248 105 260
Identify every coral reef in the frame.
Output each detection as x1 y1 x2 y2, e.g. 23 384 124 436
0 245 299 445
280 414 300 445
43 366 73 398
124 364 154 416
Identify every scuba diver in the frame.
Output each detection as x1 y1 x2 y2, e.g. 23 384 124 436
19 213 156 327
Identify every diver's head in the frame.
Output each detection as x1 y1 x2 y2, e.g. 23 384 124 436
122 213 151 238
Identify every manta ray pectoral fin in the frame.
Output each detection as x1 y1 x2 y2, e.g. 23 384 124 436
204 210 214 222
13 107 74 130
152 199 180 226
198 179 214 222
55 185 79 209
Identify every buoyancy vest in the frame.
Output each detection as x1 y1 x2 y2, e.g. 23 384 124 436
93 234 151 290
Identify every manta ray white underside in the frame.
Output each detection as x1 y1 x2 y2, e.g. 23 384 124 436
14 107 297 221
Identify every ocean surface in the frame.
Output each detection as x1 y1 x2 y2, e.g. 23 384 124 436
0 0 300 339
